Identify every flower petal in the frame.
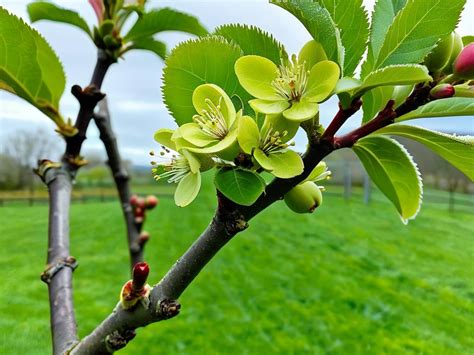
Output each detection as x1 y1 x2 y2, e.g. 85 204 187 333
283 100 319 122
304 60 340 103
187 128 238 154
175 172 201 207
249 98 290 115
235 55 281 100
298 40 327 69
179 123 218 147
237 115 260 154
192 83 236 126
255 150 304 178
154 128 177 151
261 113 300 142
181 149 201 173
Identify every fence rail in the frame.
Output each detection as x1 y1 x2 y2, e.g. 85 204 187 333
1 186 472 212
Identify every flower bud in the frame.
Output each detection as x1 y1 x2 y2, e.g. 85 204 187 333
424 33 454 72
129 194 139 207
120 262 151 309
136 197 146 209
430 84 455 99
454 43 474 80
284 181 323 214
132 262 149 291
145 195 159 209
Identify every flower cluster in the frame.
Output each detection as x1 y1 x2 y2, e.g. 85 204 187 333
152 40 339 208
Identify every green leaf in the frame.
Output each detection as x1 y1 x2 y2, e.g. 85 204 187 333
27 1 92 38
214 168 265 206
356 65 431 97
374 0 465 70
129 37 166 59
353 136 422 223
270 0 344 70
162 36 252 126
361 0 407 77
396 98 474 121
318 0 369 75
175 172 201 207
376 125 474 180
361 86 394 123
125 8 208 41
215 24 287 65
462 35 474 46
0 8 67 131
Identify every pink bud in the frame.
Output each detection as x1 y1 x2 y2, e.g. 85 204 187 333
129 194 139 207
136 197 146 209
454 43 474 80
430 84 455 99
88 0 104 23
145 195 159 209
132 262 150 291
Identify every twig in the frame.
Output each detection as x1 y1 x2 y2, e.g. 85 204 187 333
93 99 144 269
69 83 433 353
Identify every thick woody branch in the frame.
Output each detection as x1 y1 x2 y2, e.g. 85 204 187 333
41 167 78 354
39 49 113 354
93 99 144 269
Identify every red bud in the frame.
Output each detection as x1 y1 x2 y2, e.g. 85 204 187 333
134 207 144 218
430 84 455 99
145 195 159 209
132 262 149 291
454 43 474 80
136 197 146 209
129 194 139 207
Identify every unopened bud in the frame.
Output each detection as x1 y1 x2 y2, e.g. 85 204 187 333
454 43 474 80
424 33 454 72
132 262 150 291
145 195 159 209
284 181 323 214
136 197 146 209
129 194 139 207
430 84 455 99
120 262 151 309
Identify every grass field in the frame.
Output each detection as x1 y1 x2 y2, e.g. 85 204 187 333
0 176 473 354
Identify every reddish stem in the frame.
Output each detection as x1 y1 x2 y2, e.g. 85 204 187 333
321 99 362 141
334 100 396 148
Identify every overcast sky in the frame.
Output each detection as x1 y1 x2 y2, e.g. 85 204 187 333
1 0 473 165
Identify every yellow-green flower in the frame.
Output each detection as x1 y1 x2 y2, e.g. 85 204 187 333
235 40 340 122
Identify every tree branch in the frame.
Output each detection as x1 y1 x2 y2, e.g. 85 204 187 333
37 49 113 354
70 136 335 353
93 99 144 269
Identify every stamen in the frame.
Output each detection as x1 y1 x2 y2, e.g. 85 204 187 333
192 97 229 139
260 125 293 155
151 149 192 184
272 55 309 102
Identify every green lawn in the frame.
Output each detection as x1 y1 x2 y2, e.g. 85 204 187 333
0 177 473 354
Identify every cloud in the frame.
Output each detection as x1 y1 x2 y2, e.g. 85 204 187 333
115 100 167 113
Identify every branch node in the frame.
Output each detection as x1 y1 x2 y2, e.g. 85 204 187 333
105 329 136 353
223 211 248 236
157 299 181 320
41 256 78 284
71 84 106 106
34 159 62 184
